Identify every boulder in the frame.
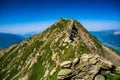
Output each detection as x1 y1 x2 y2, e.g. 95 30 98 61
80 54 90 62
94 75 105 80
72 57 80 66
60 61 72 68
100 59 113 69
57 69 72 80
115 67 120 74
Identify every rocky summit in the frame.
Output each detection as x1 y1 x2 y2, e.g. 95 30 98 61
0 18 120 80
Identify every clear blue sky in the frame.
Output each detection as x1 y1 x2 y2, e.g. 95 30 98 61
0 0 120 34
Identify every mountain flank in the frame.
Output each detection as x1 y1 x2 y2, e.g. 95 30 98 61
0 18 120 80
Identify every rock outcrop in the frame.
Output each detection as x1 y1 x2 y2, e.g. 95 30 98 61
57 54 118 80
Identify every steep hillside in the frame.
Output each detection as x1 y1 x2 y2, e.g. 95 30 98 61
0 18 120 80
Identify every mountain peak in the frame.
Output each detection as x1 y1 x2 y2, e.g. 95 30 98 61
0 18 120 80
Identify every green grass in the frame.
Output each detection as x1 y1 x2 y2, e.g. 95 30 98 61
77 41 90 54
29 42 53 80
29 56 46 80
102 72 120 80
49 66 60 80
59 45 75 61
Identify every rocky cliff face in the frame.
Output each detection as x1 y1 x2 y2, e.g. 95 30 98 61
0 18 120 80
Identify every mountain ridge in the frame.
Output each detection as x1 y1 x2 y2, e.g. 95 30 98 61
0 18 120 80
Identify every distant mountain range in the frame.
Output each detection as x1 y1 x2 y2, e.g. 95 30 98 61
21 32 39 38
90 30 120 53
0 32 40 49
0 33 25 49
